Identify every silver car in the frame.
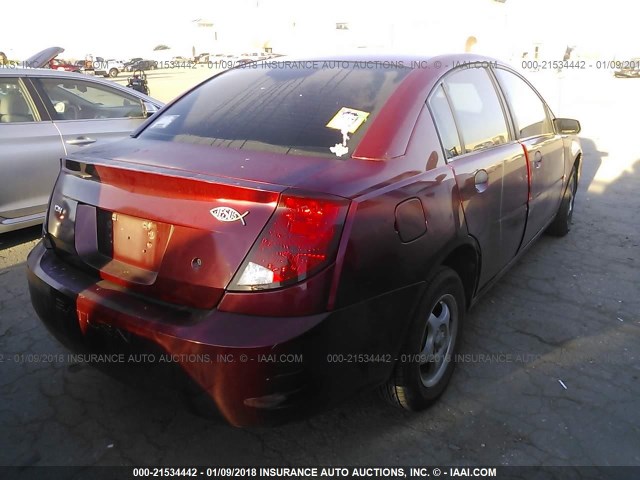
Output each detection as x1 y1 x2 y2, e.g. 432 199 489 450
0 48 163 233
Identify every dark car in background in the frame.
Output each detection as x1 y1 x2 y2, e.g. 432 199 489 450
28 54 581 426
123 57 143 70
124 59 157 72
195 52 211 63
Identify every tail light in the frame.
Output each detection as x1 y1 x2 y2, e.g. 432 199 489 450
230 192 349 290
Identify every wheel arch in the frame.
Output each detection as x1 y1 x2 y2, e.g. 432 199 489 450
568 136 582 184
439 239 480 310
573 151 582 184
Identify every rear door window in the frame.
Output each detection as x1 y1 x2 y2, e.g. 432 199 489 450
494 68 554 138
428 84 462 160
444 67 509 153
139 62 411 158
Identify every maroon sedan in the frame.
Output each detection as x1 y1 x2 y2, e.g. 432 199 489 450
27 54 582 426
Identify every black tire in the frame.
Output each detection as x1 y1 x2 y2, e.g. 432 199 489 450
108 68 119 78
381 267 465 411
547 168 577 237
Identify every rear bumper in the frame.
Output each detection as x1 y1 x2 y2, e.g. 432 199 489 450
27 242 420 426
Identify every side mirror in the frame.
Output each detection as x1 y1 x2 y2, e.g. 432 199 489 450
142 101 159 118
554 118 581 135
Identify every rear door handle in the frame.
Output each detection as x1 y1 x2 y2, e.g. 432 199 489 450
66 136 96 146
474 169 489 193
532 150 543 168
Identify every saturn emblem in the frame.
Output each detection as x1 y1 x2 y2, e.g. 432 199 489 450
210 207 249 226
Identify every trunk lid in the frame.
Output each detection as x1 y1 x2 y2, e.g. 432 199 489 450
50 143 290 309
25 47 65 68
48 138 384 309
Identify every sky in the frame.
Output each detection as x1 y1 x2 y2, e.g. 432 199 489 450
1 0 636 60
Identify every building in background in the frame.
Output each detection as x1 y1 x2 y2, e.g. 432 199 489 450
191 19 217 57
186 0 518 59
184 0 633 62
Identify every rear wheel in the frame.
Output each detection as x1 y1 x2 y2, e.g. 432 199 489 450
108 68 119 78
381 267 465 410
547 168 577 237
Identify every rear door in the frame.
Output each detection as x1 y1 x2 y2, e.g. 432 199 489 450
494 68 565 246
32 76 148 155
429 66 529 287
0 76 64 222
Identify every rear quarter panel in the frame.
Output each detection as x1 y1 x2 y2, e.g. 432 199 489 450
333 104 466 308
323 105 467 376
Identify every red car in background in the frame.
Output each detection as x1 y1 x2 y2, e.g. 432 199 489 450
48 58 81 72
27 53 582 426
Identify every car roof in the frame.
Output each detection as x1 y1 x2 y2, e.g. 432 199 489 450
258 52 504 68
1 67 85 77
24 46 65 68
0 67 162 103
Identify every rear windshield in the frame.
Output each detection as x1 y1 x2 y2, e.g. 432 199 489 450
139 61 410 158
